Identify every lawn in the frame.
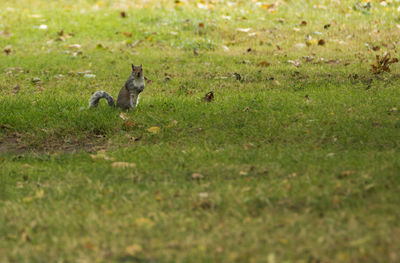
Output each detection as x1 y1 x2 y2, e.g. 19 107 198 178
1 0 400 262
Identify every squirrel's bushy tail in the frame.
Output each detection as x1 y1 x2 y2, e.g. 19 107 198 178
88 91 115 108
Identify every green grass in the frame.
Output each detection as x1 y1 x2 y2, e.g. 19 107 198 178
1 0 400 262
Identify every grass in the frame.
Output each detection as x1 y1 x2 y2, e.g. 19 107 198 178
1 0 400 262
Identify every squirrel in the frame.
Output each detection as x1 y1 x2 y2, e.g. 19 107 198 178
88 64 145 110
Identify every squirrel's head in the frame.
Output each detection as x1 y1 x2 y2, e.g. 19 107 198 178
131 64 143 78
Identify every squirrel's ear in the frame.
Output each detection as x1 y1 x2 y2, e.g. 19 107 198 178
131 64 135 71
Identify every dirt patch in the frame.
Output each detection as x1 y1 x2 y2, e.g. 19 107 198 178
0 134 108 154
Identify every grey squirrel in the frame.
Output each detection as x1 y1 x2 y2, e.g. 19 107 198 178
88 64 145 110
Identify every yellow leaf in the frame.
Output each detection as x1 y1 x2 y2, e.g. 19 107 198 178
135 218 154 227
23 197 34 203
35 189 44 198
147 126 160 134
261 4 274 9
174 0 184 6
125 244 142 256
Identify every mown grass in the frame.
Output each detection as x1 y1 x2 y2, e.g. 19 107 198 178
1 0 400 262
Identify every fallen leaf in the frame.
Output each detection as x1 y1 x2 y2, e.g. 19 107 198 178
22 231 31 242
198 192 209 198
125 244 142 256
325 59 340 64
237 28 252 33
233 72 241 80
111 162 136 168
198 22 204 28
192 173 204 179
341 170 356 176
300 20 307 26
69 44 81 49
332 197 340 205
370 52 398 74
135 217 154 227
3 45 11 55
303 56 314 62
221 45 230 52
175 0 184 6
119 112 128 120
258 61 270 67
287 59 302 67
318 39 326 46
147 126 160 134
121 32 132 37
125 120 135 128
0 30 13 37
31 78 41 84
372 46 380 51
85 242 96 250
12 85 20 94
202 91 214 102
120 11 127 18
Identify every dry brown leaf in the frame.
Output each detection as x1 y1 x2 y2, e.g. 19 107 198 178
22 231 31 242
258 61 271 67
125 120 135 128
12 85 20 94
4 45 11 55
372 46 380 51
325 59 340 64
318 39 326 46
371 52 398 74
121 32 132 37
203 91 214 102
192 173 204 179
